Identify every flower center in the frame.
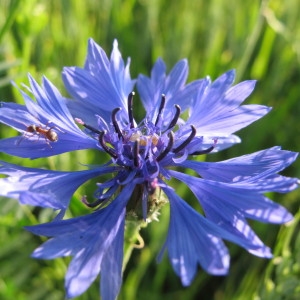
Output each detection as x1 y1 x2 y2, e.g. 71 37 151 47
76 92 216 219
76 92 215 178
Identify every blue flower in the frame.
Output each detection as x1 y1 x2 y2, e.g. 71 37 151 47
0 39 298 300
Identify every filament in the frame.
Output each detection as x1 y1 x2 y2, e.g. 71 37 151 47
173 125 196 153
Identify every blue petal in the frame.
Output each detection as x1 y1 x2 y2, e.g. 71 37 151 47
64 98 111 129
25 182 135 298
160 135 242 168
63 67 117 111
163 180 273 259
100 216 124 300
201 204 272 258
0 102 37 130
0 77 98 158
190 72 251 115
65 244 104 298
159 186 230 285
110 39 134 99
164 59 189 96
188 135 241 153
29 76 81 131
186 71 271 135
137 58 166 113
150 58 166 86
181 147 298 182
189 104 271 136
62 39 135 124
0 161 117 210
170 170 294 225
0 135 98 158
240 174 299 194
166 79 206 113
187 70 236 119
137 58 201 123
84 38 110 72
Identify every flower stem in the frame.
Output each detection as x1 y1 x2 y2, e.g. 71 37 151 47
123 218 147 272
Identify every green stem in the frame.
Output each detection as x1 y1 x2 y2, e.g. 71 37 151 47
123 219 147 272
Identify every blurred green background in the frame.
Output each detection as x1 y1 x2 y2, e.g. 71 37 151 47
0 0 300 299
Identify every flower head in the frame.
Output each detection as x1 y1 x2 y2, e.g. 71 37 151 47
0 39 298 300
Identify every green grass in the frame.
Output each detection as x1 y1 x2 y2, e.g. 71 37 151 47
0 0 300 299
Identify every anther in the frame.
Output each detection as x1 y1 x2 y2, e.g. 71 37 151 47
155 94 166 126
166 105 181 130
111 108 123 139
133 140 140 167
157 131 174 162
99 131 118 159
75 118 101 134
173 125 196 153
127 92 135 129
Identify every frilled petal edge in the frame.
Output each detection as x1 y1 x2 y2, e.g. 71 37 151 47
159 186 230 285
180 147 298 183
25 182 136 299
0 161 118 210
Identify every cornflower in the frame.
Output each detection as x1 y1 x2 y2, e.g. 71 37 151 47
0 39 298 300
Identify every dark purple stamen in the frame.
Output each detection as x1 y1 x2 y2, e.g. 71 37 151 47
76 119 101 134
166 105 181 130
82 195 106 208
128 92 135 129
155 94 166 126
99 131 118 159
157 131 174 162
133 140 140 167
173 125 196 153
112 108 123 139
190 145 215 156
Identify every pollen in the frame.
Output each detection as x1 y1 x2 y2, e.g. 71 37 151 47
129 131 142 142
151 134 159 146
130 132 159 147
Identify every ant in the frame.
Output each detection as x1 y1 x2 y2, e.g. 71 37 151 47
18 122 60 147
